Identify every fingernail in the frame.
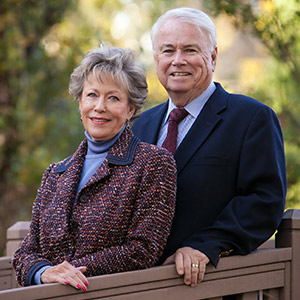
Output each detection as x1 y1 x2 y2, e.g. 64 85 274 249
77 284 81 289
82 286 87 292
64 281 68 285
84 281 89 287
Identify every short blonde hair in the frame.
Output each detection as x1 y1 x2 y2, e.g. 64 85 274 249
69 45 148 121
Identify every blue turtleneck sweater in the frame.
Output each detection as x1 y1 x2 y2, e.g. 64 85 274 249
76 126 125 194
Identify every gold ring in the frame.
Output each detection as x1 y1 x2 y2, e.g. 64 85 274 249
191 263 199 268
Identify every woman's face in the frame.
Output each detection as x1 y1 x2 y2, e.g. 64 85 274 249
79 72 135 141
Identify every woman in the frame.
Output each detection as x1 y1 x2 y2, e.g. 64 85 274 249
12 45 177 292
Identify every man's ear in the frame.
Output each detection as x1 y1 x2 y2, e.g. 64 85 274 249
211 46 218 70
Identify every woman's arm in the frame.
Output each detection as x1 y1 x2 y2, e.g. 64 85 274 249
70 147 177 276
12 165 55 286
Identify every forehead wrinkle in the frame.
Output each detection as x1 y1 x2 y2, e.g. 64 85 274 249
160 42 202 51
156 19 212 51
159 43 174 49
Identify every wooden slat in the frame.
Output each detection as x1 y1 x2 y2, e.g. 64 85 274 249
0 248 292 300
0 265 286 300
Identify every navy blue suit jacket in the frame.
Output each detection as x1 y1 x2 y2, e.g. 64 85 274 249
132 82 286 266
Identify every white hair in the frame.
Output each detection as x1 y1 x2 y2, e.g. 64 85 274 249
151 7 217 52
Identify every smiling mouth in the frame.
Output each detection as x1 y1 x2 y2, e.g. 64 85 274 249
91 118 109 123
171 72 190 76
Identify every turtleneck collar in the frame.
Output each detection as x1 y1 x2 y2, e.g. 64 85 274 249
85 125 126 156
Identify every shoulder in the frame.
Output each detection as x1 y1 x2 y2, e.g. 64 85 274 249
43 139 86 176
136 140 174 158
229 94 279 124
220 91 282 136
229 93 267 108
132 141 177 186
214 83 277 119
135 141 176 166
133 102 167 124
141 102 167 116
39 156 70 184
216 82 272 111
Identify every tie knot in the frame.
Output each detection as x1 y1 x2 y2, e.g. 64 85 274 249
169 108 188 124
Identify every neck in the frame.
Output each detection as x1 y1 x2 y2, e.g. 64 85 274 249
168 81 212 107
85 126 125 155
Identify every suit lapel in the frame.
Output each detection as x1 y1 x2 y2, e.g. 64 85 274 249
55 141 86 201
175 83 229 175
139 102 168 144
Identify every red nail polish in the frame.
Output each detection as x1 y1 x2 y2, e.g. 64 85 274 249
84 281 89 287
64 281 68 285
82 286 87 292
77 284 81 289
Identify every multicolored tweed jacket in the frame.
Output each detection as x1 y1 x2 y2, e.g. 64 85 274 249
13 128 177 286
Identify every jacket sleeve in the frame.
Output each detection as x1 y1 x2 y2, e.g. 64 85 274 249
12 165 55 286
183 106 286 266
70 147 177 276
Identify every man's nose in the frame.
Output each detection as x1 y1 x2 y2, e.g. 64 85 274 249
172 50 186 66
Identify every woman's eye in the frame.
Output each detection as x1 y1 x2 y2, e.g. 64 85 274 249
87 92 97 98
109 96 119 101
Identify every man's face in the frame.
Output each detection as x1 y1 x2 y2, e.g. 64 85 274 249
153 18 217 107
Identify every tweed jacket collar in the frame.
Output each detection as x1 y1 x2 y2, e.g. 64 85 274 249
55 128 140 174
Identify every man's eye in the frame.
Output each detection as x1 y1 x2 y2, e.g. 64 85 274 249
162 49 174 54
186 49 197 53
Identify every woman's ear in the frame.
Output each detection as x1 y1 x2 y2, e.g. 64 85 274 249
128 105 135 120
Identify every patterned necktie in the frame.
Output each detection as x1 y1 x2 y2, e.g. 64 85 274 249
162 108 188 155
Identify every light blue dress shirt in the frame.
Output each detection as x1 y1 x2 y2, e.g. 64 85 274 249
157 81 216 148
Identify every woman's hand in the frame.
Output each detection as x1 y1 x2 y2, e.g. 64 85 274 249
41 261 88 292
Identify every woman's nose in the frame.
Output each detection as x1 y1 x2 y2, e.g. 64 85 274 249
94 97 106 111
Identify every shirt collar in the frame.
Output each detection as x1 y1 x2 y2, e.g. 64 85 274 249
55 127 138 173
163 81 216 125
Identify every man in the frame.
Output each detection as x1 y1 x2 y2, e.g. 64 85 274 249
132 7 286 288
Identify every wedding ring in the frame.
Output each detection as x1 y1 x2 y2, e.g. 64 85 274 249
191 263 199 268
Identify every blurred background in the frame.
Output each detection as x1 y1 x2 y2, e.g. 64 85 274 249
1 0 300 255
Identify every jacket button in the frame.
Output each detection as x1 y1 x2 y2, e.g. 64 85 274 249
71 221 79 229
79 195 88 203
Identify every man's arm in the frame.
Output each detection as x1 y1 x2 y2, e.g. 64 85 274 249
165 106 286 287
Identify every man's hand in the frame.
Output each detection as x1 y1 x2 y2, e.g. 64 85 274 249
163 247 210 287
41 261 88 292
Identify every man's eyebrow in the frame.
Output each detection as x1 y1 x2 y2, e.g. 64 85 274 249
159 43 201 49
183 44 201 49
160 43 174 49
